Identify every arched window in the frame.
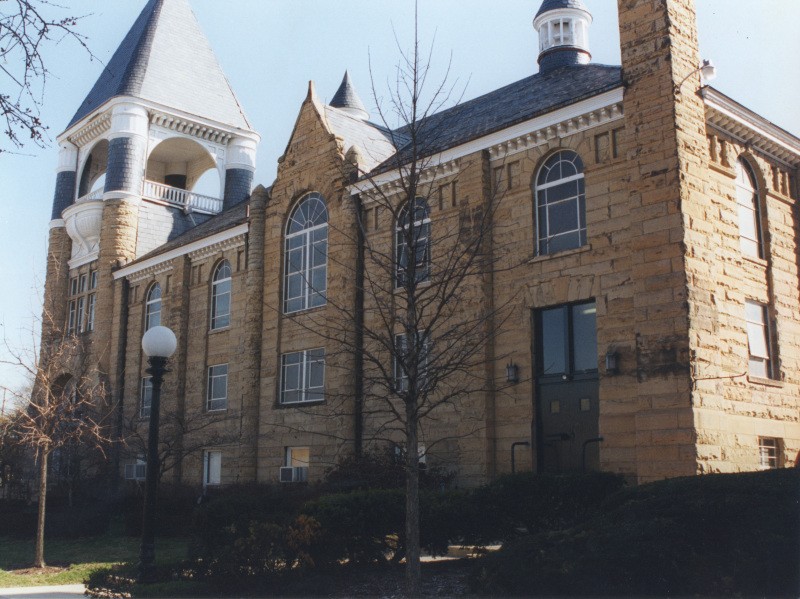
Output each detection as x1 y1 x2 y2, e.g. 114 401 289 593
396 198 431 288
735 159 764 258
284 193 328 313
535 151 586 255
144 283 162 331
210 260 232 330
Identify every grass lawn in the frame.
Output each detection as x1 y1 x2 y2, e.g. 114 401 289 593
0 533 188 588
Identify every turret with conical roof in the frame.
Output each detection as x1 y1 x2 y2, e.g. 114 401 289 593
330 71 370 120
533 0 592 73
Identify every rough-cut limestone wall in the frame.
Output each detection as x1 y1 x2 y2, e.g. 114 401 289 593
257 92 357 484
693 132 800 472
41 228 72 343
618 0 708 482
488 118 634 480
95 199 140 374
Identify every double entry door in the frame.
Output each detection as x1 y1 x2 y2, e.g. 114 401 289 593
534 300 600 473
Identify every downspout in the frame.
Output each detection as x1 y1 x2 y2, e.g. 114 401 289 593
111 277 130 495
354 193 365 458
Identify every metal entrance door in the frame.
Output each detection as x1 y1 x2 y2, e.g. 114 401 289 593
534 301 600 473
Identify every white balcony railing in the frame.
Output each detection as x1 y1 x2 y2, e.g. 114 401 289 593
74 181 223 215
143 180 223 215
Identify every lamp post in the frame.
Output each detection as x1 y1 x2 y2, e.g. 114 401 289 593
138 325 177 583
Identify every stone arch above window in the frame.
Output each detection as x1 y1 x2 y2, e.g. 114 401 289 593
395 197 431 288
210 260 232 330
144 283 162 331
735 158 765 259
534 150 586 256
284 193 328 314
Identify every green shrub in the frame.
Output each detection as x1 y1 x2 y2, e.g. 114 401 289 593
324 450 455 492
472 469 800 596
301 489 405 565
121 483 198 537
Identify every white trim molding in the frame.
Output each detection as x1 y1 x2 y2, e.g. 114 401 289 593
349 87 624 196
702 87 800 168
114 223 249 280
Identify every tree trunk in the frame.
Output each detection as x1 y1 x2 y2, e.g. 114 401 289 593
35 450 48 568
405 411 421 596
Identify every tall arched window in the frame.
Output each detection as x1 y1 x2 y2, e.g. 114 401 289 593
144 283 162 331
284 193 328 313
396 197 431 288
535 151 586 255
210 260 232 330
735 159 764 258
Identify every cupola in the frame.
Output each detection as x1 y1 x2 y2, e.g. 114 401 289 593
533 0 592 74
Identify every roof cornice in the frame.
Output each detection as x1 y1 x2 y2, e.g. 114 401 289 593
58 96 260 147
702 87 800 168
349 87 624 195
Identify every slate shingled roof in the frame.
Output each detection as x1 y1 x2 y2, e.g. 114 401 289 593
131 200 250 265
67 0 251 132
324 106 400 173
371 64 621 175
535 0 590 19
330 71 369 119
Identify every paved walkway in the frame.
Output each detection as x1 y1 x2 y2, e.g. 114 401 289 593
0 585 85 598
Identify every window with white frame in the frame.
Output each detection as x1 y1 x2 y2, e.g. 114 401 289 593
280 349 325 405
210 261 232 330
124 457 146 481
284 193 328 313
206 364 228 411
396 198 431 288
758 437 781 469
283 447 309 482
145 283 162 331
393 332 431 393
745 300 776 379
535 151 587 255
735 159 764 259
203 450 222 486
67 269 98 335
140 376 152 419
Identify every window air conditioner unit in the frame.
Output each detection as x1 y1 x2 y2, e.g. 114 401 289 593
279 466 308 483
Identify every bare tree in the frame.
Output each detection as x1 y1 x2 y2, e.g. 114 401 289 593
286 10 517 594
0 0 91 152
2 332 113 568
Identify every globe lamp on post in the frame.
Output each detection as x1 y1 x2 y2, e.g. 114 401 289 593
138 326 177 583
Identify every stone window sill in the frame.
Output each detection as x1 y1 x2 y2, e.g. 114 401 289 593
747 375 783 388
209 325 230 334
529 244 592 264
742 255 768 269
276 399 326 409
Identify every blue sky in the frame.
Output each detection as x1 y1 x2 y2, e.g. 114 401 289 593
1 0 798 398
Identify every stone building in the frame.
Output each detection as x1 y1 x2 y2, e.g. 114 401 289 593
41 0 800 488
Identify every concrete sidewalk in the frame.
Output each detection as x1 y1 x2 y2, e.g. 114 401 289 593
0 585 85 598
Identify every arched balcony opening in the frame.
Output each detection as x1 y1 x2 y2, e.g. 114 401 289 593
145 137 222 214
76 140 109 202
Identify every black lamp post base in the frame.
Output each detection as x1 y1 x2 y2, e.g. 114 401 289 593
138 542 156 583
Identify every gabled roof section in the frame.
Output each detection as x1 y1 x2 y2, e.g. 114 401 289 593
67 0 251 131
324 106 399 173
370 64 622 175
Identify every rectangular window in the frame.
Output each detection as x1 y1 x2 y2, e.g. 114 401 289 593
536 301 598 376
207 364 228 411
67 269 97 334
745 301 775 379
280 349 325 404
140 377 153 419
124 458 146 481
281 447 309 482
758 437 780 469
394 332 431 393
203 450 222 486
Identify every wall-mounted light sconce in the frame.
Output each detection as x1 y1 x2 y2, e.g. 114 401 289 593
506 361 520 384
675 59 717 93
605 349 619 375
